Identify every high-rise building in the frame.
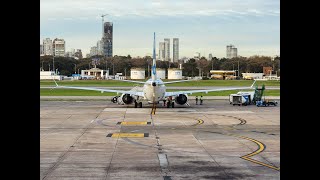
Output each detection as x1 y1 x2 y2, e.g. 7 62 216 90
173 38 179 62
74 49 83 59
40 44 44 56
231 48 237 58
53 38 65 57
102 22 113 57
159 42 165 61
226 44 237 58
164 38 170 62
97 40 103 55
90 46 98 57
194 52 200 60
43 38 53 55
208 53 212 60
70 48 75 56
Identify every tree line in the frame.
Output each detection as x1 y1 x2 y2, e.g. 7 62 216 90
40 55 280 77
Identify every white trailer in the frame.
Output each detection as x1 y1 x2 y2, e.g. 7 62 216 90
229 94 250 106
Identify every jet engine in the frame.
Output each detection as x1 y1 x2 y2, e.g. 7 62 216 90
175 94 188 105
121 94 134 104
111 96 119 103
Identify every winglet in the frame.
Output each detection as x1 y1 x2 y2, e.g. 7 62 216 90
250 80 256 88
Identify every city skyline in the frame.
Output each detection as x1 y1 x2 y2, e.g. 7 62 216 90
40 0 280 58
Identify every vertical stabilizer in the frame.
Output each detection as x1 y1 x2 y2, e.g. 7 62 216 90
152 32 157 81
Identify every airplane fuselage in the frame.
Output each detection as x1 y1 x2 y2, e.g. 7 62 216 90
143 79 166 103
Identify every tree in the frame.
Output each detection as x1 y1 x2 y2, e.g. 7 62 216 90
197 57 210 76
182 58 197 77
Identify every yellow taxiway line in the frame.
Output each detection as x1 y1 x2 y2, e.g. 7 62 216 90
228 134 280 171
191 119 204 126
107 133 149 138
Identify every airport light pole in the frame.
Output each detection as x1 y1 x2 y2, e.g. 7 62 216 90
211 59 213 70
74 64 76 74
237 59 240 78
53 56 55 75
233 64 235 77
113 62 115 76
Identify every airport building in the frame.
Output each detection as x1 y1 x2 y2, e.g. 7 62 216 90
226 45 237 58
53 38 65 57
102 22 113 57
242 73 263 80
173 38 179 62
43 38 53 56
156 68 166 79
263 67 273 76
130 68 145 79
210 70 236 80
81 68 108 80
40 70 62 80
168 68 182 79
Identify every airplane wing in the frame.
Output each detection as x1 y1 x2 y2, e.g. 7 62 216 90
163 79 197 84
53 80 144 97
111 79 146 84
165 80 256 97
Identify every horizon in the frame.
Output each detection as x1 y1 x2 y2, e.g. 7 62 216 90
40 0 280 58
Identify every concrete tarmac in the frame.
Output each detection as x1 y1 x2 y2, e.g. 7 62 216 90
40 99 280 180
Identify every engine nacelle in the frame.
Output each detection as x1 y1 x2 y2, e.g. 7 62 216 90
121 94 134 104
175 94 188 105
111 96 119 103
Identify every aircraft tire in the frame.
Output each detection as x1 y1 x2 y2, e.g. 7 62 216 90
134 102 138 108
139 102 142 108
172 102 174 108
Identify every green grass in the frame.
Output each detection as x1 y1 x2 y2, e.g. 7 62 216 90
40 79 280 87
40 88 279 96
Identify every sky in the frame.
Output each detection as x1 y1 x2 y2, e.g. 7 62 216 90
40 0 280 58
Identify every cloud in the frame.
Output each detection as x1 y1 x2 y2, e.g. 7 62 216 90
40 0 279 21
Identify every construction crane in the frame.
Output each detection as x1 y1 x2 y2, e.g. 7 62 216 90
101 14 108 37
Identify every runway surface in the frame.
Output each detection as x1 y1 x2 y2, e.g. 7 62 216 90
40 99 280 180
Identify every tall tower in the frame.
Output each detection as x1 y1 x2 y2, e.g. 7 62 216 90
159 42 165 61
226 44 237 58
102 22 113 57
40 44 44 55
97 40 103 55
173 38 179 62
43 38 53 55
53 38 65 57
164 38 170 62
226 45 233 58
231 47 237 58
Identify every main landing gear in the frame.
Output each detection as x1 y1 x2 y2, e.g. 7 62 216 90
166 101 174 108
134 101 143 108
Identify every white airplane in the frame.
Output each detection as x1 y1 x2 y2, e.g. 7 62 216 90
54 32 256 108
